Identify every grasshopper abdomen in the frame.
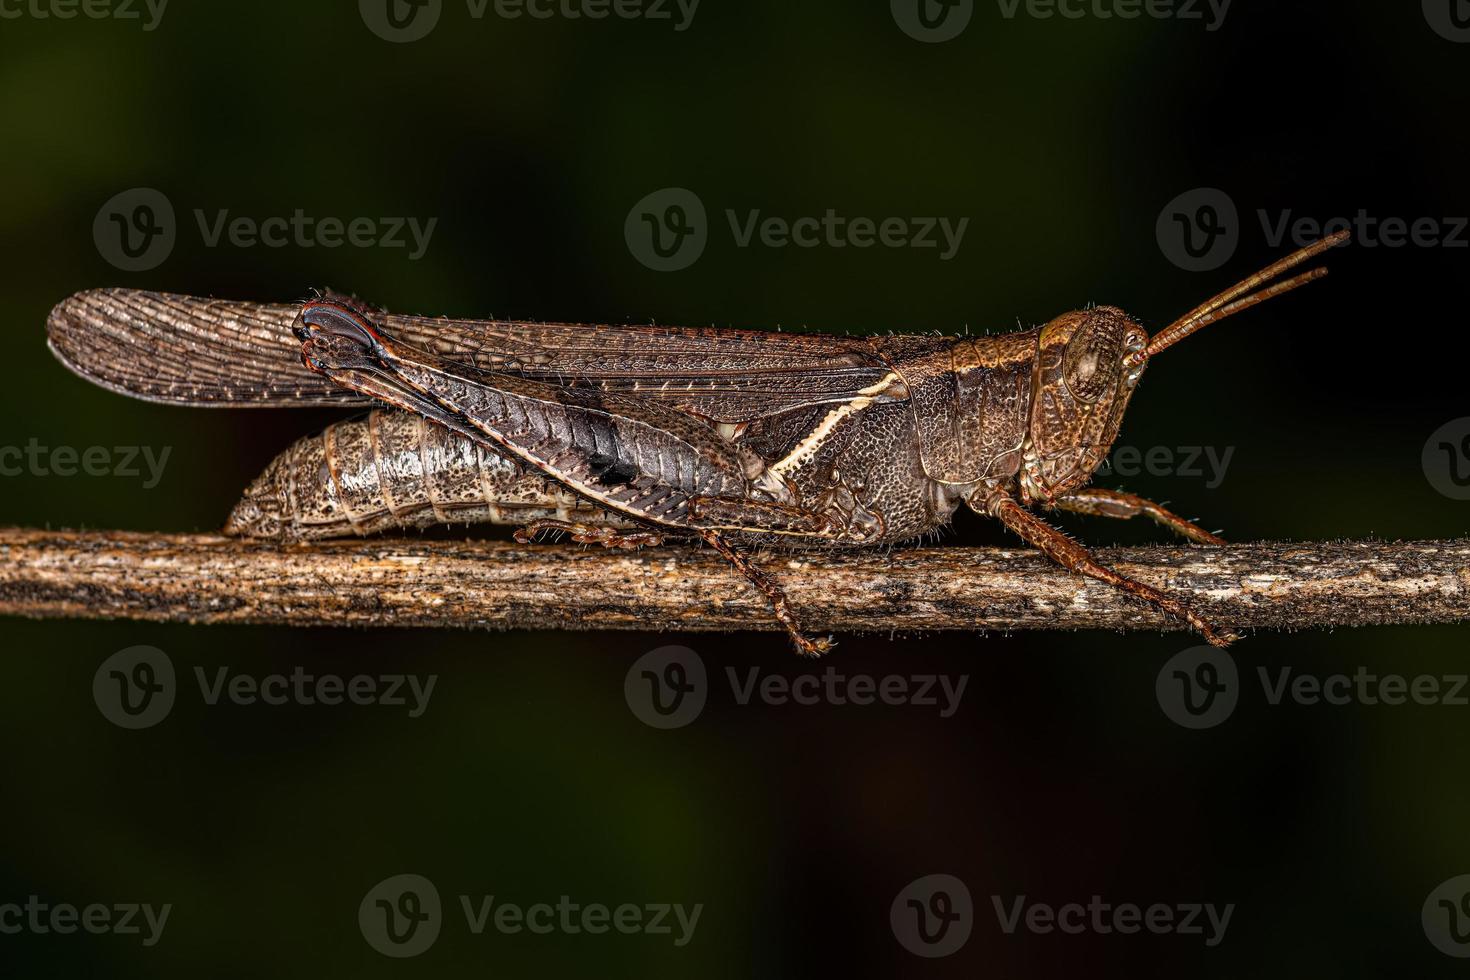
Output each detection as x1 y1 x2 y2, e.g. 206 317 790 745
225 409 621 541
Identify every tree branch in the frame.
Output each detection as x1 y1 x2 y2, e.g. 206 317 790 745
2 527 1467 637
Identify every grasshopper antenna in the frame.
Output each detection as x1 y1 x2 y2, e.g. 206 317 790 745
1135 229 1350 362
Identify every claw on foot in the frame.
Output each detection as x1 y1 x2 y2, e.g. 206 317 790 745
793 634 836 658
1202 626 1240 648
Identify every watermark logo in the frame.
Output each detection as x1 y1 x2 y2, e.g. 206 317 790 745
360 874 443 958
94 188 176 273
994 0 1231 30
359 874 700 954
1423 0 1470 42
891 874 973 957
993 895 1233 946
1156 187 1239 272
361 0 698 40
0 0 168 30
728 666 969 717
491 0 699 29
1424 875 1470 958
625 187 708 272
1160 649 1470 729
1160 188 1467 271
93 648 437 729
1258 667 1470 708
93 646 176 730
1156 646 1238 729
461 895 701 944
626 188 969 271
93 187 438 272
0 897 171 946
624 646 707 728
893 0 1227 38
727 209 968 260
0 440 171 488
624 647 969 727
360 0 443 42
1423 418 1470 500
891 0 973 42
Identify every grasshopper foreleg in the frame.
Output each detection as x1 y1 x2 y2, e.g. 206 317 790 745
699 530 833 658
1053 489 1226 546
979 490 1238 648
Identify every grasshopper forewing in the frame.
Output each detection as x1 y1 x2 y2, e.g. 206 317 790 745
47 231 1348 654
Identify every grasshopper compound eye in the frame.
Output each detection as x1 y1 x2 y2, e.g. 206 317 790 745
1062 313 1125 403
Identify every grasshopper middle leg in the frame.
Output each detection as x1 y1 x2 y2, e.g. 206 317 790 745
514 520 667 550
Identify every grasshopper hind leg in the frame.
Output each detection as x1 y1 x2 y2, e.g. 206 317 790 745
511 518 830 656
699 531 834 658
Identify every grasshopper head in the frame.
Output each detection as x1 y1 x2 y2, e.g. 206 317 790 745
1017 231 1349 506
1021 307 1147 504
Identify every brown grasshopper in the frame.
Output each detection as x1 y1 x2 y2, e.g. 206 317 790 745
47 231 1348 654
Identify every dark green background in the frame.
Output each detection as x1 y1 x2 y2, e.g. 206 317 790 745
1 0 1467 975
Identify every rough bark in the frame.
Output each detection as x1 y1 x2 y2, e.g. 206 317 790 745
1 527 1467 637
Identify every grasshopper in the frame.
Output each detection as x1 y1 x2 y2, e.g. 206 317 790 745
47 231 1348 654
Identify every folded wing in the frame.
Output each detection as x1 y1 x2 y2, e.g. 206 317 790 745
48 288 905 420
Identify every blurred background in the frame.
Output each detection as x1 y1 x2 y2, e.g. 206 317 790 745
0 0 1467 975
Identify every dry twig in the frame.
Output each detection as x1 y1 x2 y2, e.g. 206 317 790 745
1 528 1467 638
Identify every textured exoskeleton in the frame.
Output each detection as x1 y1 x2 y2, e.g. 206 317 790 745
48 233 1348 653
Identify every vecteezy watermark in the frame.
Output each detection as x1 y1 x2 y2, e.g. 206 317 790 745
1423 418 1470 501
1424 875 1470 958
992 895 1234 947
891 0 974 43
1156 187 1239 273
359 0 698 43
0 0 168 30
892 0 1230 40
891 875 973 957
1423 0 1470 43
625 188 969 272
1257 666 1470 708
93 647 437 729
624 188 708 273
0 440 171 488
0 896 171 947
1157 647 1470 729
1158 187 1467 271
1094 445 1234 489
624 646 708 729
727 667 969 717
360 875 442 958
93 187 437 272
359 874 702 957
1155 646 1239 729
623 646 970 728
993 0 1231 31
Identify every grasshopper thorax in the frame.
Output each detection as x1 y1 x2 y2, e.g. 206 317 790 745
1020 306 1148 506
